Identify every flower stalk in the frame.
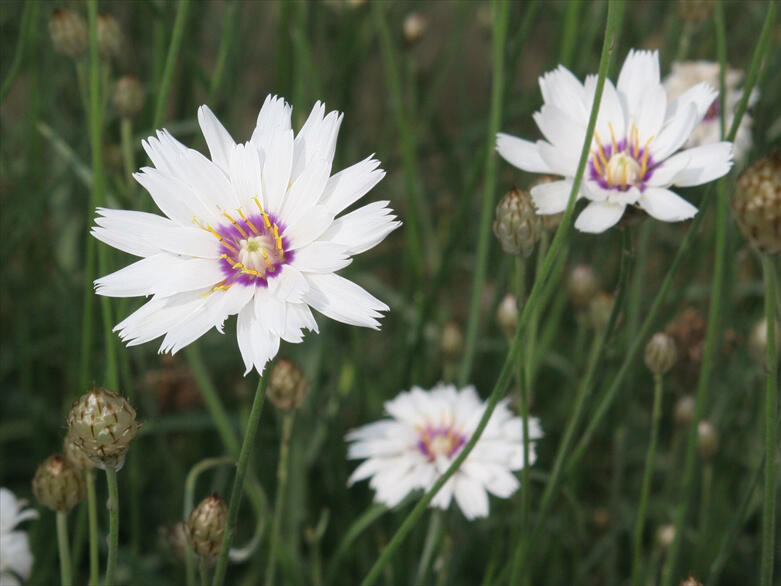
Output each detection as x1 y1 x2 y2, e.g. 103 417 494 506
265 412 295 586
87 470 99 586
57 511 73 586
104 468 119 586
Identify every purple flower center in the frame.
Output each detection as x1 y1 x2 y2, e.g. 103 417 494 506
588 125 657 192
416 424 468 461
204 199 294 290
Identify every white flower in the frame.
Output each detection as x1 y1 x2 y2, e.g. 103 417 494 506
663 61 756 162
346 384 542 520
497 50 734 233
0 488 38 586
93 96 400 374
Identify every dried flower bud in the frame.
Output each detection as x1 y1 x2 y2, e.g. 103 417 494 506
267 359 309 411
674 395 697 427
732 154 781 254
97 13 123 59
697 420 719 460
493 187 542 258
402 12 427 45
440 322 464 361
676 0 714 22
656 524 676 550
680 576 704 586
588 292 614 331
186 495 227 559
67 386 141 471
113 75 145 118
63 431 95 472
749 317 781 366
567 265 598 308
496 294 519 338
644 332 678 375
49 9 88 59
32 454 85 512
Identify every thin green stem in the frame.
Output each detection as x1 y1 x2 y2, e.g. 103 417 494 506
211 370 268 586
760 254 778 586
152 0 191 130
324 504 387 582
265 412 295 586
57 512 72 586
208 0 240 104
0 0 36 101
630 372 665 586
558 0 581 67
104 468 119 586
199 557 209 586
87 470 99 586
457 0 509 386
361 3 620 583
414 510 443 586
120 118 135 190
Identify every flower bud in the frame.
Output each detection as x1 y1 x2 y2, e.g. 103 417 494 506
496 294 519 338
63 430 95 472
67 386 141 471
676 0 714 22
32 454 85 512
644 332 678 375
674 395 697 427
267 359 309 412
588 292 613 331
402 12 427 45
186 495 228 559
97 13 123 59
492 187 543 258
697 420 719 460
49 9 88 59
656 524 676 550
567 265 598 308
680 576 704 586
440 322 464 361
732 154 781 254
113 75 145 118
749 317 781 366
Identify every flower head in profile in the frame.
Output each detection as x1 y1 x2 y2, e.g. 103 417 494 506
663 61 756 162
93 96 400 374
346 384 542 520
497 50 733 233
0 487 39 586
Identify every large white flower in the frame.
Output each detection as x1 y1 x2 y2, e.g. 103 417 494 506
663 61 756 162
0 488 38 586
497 50 734 233
346 384 542 520
93 96 400 374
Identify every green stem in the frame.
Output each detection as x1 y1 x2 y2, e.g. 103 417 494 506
120 118 135 190
696 462 713 573
0 0 36 101
104 468 119 586
57 511 72 586
211 370 269 586
87 470 99 586
414 510 443 586
265 412 295 586
630 372 665 586
457 0 509 386
760 254 778 586
208 0 240 104
199 557 209 586
152 0 191 130
361 3 620 583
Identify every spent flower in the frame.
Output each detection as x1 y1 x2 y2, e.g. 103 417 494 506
0 488 38 586
92 96 399 374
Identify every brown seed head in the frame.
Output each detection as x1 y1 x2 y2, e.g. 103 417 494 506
732 154 781 254
63 430 95 472
697 420 719 460
496 294 519 339
267 359 309 411
567 265 599 308
49 9 88 59
97 13 123 59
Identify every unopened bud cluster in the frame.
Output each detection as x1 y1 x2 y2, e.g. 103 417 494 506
493 187 542 258
187 495 228 559
32 454 85 511
644 332 678 375
49 9 88 59
732 154 781 254
267 360 309 411
113 76 145 118
67 386 140 471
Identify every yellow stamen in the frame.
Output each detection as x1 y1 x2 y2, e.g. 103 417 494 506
622 163 627 188
632 126 640 158
253 198 272 229
592 150 603 175
594 132 608 168
222 212 248 238
640 136 654 177
205 279 231 294
608 122 618 153
237 209 259 234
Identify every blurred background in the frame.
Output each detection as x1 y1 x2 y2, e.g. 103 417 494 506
1 1 779 584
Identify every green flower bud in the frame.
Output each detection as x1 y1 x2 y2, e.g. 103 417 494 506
67 386 141 471
32 454 85 512
267 360 309 412
440 322 464 361
567 265 598 308
492 187 542 258
644 332 678 375
588 292 614 331
496 294 519 338
113 75 145 118
732 154 781 254
48 9 88 59
674 395 696 427
186 495 228 560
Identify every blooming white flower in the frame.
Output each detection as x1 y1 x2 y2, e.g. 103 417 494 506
346 384 542 520
663 61 756 162
497 50 734 233
0 488 38 586
93 96 400 374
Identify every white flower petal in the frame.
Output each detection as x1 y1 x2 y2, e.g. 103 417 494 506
496 133 553 174
453 475 490 520
318 155 386 215
633 83 667 145
197 105 236 172
646 153 692 187
530 180 575 214
229 142 263 208
270 266 309 304
283 205 334 250
652 102 699 162
617 49 660 116
292 242 352 273
281 302 319 343
574 201 626 233
292 102 342 181
639 187 698 222
665 142 733 187
253 286 286 336
261 128 294 214
133 168 205 226
281 157 331 227
250 95 292 153
304 273 388 329
539 65 589 124
320 201 400 255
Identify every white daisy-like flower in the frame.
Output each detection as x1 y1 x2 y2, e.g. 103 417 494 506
346 384 542 520
0 488 38 586
93 96 400 374
497 49 734 233
663 61 756 162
